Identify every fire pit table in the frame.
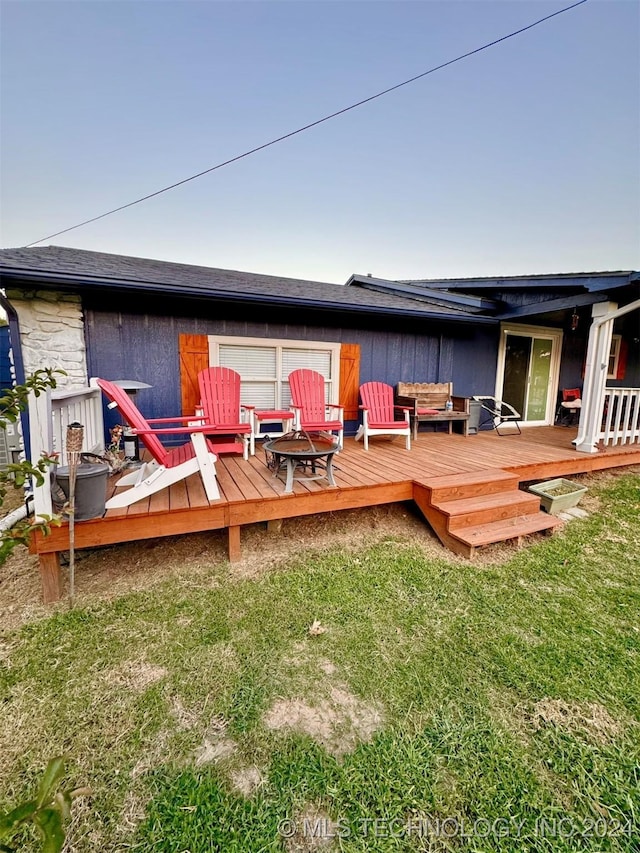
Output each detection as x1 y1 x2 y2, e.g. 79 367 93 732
263 432 339 494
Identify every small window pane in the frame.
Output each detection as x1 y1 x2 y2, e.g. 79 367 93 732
220 345 276 378
607 335 621 379
281 381 331 408
241 381 276 409
281 384 293 409
282 348 331 377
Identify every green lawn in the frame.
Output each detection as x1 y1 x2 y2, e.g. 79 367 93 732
1 471 639 851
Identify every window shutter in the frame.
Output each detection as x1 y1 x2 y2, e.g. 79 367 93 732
179 333 208 415
616 339 628 380
339 343 360 420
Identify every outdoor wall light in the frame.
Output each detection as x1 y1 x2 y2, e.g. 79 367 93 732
112 380 152 461
570 309 579 331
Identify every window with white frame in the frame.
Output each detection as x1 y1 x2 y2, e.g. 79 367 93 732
608 334 622 379
208 335 341 409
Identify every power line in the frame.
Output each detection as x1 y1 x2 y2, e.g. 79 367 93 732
23 0 588 248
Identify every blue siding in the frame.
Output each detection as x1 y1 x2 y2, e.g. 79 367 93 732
451 329 500 397
85 308 499 437
556 309 640 394
558 328 588 395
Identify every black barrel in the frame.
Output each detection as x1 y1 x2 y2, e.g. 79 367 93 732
53 462 109 520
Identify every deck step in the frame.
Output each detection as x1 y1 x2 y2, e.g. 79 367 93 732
434 489 540 530
451 512 563 547
425 468 519 502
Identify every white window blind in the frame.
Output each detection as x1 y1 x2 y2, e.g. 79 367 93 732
219 344 277 407
209 336 340 409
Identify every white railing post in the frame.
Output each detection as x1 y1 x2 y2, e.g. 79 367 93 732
51 387 105 458
29 387 54 518
600 388 640 447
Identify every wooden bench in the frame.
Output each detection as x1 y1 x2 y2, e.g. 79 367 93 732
395 382 470 439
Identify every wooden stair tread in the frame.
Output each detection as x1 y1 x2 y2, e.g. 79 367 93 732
452 513 563 547
434 489 538 516
422 468 520 501
422 468 517 488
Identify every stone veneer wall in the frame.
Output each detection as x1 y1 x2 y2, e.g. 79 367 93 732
6 290 88 387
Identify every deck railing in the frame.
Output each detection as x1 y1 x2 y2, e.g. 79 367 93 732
600 387 640 447
29 385 105 517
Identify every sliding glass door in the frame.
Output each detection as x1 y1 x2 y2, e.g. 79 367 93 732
498 325 563 425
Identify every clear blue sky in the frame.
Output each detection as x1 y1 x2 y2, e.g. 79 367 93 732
1 0 638 284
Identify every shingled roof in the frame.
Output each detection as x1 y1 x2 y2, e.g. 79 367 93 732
0 246 490 323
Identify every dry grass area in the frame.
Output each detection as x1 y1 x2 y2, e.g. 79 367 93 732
526 697 624 743
0 501 455 631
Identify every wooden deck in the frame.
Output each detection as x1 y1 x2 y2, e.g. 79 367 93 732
32 426 640 601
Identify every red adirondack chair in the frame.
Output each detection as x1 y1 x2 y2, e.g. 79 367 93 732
355 382 411 450
288 369 344 449
93 378 221 508
196 367 254 459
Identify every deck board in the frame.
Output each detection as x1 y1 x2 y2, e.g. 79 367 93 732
32 427 640 557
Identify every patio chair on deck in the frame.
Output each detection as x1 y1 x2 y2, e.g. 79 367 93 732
472 395 521 435
555 388 582 427
355 382 411 450
288 369 344 450
197 367 254 459
94 378 221 509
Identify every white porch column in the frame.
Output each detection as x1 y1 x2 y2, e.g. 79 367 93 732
574 299 640 453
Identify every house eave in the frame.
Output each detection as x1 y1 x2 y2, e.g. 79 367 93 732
405 271 640 292
1 268 497 325
494 292 611 320
346 273 499 313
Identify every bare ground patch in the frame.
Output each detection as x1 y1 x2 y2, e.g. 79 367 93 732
230 764 265 797
194 715 237 767
264 682 383 759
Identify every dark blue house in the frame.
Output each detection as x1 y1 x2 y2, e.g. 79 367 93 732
0 246 638 445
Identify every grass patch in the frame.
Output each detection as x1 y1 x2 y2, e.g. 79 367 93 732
1 470 639 851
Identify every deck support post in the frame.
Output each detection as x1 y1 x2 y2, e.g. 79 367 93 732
267 519 283 534
228 525 241 562
39 552 63 603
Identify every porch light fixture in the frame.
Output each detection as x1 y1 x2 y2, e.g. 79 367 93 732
112 380 152 461
570 308 579 331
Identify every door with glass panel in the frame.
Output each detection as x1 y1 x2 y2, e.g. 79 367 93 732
498 326 562 426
